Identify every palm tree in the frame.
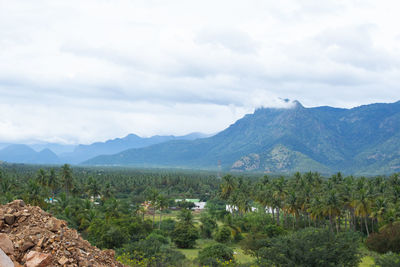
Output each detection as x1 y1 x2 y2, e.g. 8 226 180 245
370 197 387 231
60 164 73 195
323 190 341 233
272 177 286 226
47 168 58 202
352 188 372 236
101 182 114 200
146 188 160 228
157 194 169 229
255 182 273 215
284 189 300 229
308 196 324 226
220 175 237 201
25 179 46 207
87 176 101 199
36 169 48 187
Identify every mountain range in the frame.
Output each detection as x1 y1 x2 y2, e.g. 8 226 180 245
84 100 400 175
0 133 210 165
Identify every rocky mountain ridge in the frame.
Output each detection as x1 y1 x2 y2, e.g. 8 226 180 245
84 100 400 175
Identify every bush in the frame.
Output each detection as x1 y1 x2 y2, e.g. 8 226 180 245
215 226 232 243
366 222 400 254
200 213 218 238
198 243 234 267
118 233 186 266
205 199 229 220
171 209 199 248
160 218 176 237
240 232 269 259
262 224 285 237
375 252 400 267
172 223 199 248
257 228 361 267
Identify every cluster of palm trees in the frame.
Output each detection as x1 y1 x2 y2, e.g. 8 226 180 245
30 164 116 206
144 188 170 229
221 172 400 235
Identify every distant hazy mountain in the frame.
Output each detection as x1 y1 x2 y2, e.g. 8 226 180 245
84 101 400 175
59 132 211 164
0 133 211 165
30 143 76 155
0 144 60 164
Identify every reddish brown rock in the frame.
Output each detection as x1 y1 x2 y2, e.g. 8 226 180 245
36 236 46 248
9 200 25 208
25 251 52 267
0 233 13 255
0 200 125 266
58 255 69 265
21 241 35 252
45 217 66 232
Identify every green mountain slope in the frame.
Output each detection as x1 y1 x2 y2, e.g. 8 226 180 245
84 100 400 175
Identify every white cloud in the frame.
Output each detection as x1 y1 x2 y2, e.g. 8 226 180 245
1 0 400 144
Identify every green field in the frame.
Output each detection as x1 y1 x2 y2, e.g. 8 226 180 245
177 239 253 264
359 256 374 267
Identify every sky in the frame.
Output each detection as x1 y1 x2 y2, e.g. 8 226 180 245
1 0 400 144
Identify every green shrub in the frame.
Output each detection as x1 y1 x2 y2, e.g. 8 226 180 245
118 233 186 266
159 218 176 237
262 224 285 237
257 228 361 267
375 252 400 267
172 223 199 248
215 226 232 243
200 213 218 238
198 243 234 267
171 209 199 248
240 232 269 259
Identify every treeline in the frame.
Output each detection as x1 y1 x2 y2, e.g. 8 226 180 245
220 172 400 235
0 163 221 205
1 163 400 266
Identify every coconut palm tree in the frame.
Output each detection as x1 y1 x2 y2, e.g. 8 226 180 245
47 168 58 202
323 190 341 233
157 194 169 229
220 175 237 201
146 188 160 228
272 177 286 226
60 164 73 195
352 188 372 236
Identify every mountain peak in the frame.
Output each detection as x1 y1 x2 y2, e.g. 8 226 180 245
292 100 304 108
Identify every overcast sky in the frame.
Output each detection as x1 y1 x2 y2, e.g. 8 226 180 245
1 0 400 144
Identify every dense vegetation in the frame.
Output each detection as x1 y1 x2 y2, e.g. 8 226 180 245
1 163 400 266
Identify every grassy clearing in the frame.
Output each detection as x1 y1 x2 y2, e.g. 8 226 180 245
359 256 374 267
177 238 254 264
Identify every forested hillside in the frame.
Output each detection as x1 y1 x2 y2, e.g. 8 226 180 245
85 101 400 175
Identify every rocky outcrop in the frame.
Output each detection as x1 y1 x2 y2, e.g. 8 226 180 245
0 200 125 267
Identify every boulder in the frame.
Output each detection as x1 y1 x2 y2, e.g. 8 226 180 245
9 200 25 208
4 214 15 225
45 217 66 232
58 256 69 265
0 233 13 254
0 248 14 267
21 241 35 252
25 251 52 267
